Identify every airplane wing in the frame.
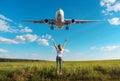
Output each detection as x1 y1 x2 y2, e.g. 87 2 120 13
64 19 99 24
22 19 56 24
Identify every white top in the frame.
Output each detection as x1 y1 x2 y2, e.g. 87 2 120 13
57 49 63 57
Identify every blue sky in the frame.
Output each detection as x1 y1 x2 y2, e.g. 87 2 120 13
0 0 120 61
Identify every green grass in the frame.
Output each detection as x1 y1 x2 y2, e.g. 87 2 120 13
0 60 120 81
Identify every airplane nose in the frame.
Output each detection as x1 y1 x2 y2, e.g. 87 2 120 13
59 9 63 13
59 8 62 10
59 9 63 11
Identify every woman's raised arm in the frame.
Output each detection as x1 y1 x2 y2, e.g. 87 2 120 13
52 38 57 50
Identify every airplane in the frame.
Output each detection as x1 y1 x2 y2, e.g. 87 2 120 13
23 9 99 30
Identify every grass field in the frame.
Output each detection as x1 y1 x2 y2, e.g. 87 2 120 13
0 60 120 81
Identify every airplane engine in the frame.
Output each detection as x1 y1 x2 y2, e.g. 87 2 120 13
44 19 49 23
72 19 75 23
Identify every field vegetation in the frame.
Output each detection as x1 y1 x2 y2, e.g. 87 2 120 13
0 60 120 81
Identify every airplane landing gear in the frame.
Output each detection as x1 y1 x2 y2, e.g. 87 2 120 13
50 25 54 30
65 25 69 30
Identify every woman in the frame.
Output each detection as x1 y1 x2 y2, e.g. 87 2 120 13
52 38 67 75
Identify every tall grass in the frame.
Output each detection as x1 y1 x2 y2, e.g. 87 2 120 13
0 60 120 81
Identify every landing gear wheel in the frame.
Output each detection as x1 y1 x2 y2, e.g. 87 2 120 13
66 26 69 30
50 26 54 30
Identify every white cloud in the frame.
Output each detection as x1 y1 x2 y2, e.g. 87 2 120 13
108 2 120 12
0 49 8 53
108 17 120 25
0 20 18 33
0 37 18 44
91 45 120 51
100 0 116 6
18 24 33 33
100 0 120 15
15 34 38 43
20 27 32 33
41 34 52 39
0 34 52 45
15 35 26 43
37 34 52 46
100 0 120 25
37 38 49 46
0 14 12 22
45 34 51 39
24 34 38 42
0 20 11 32
0 14 32 33
0 34 38 44
0 14 17 33
18 24 23 28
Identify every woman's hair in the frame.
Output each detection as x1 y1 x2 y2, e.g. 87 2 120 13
58 44 63 51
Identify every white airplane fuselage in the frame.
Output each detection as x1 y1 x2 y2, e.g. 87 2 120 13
56 9 64 29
